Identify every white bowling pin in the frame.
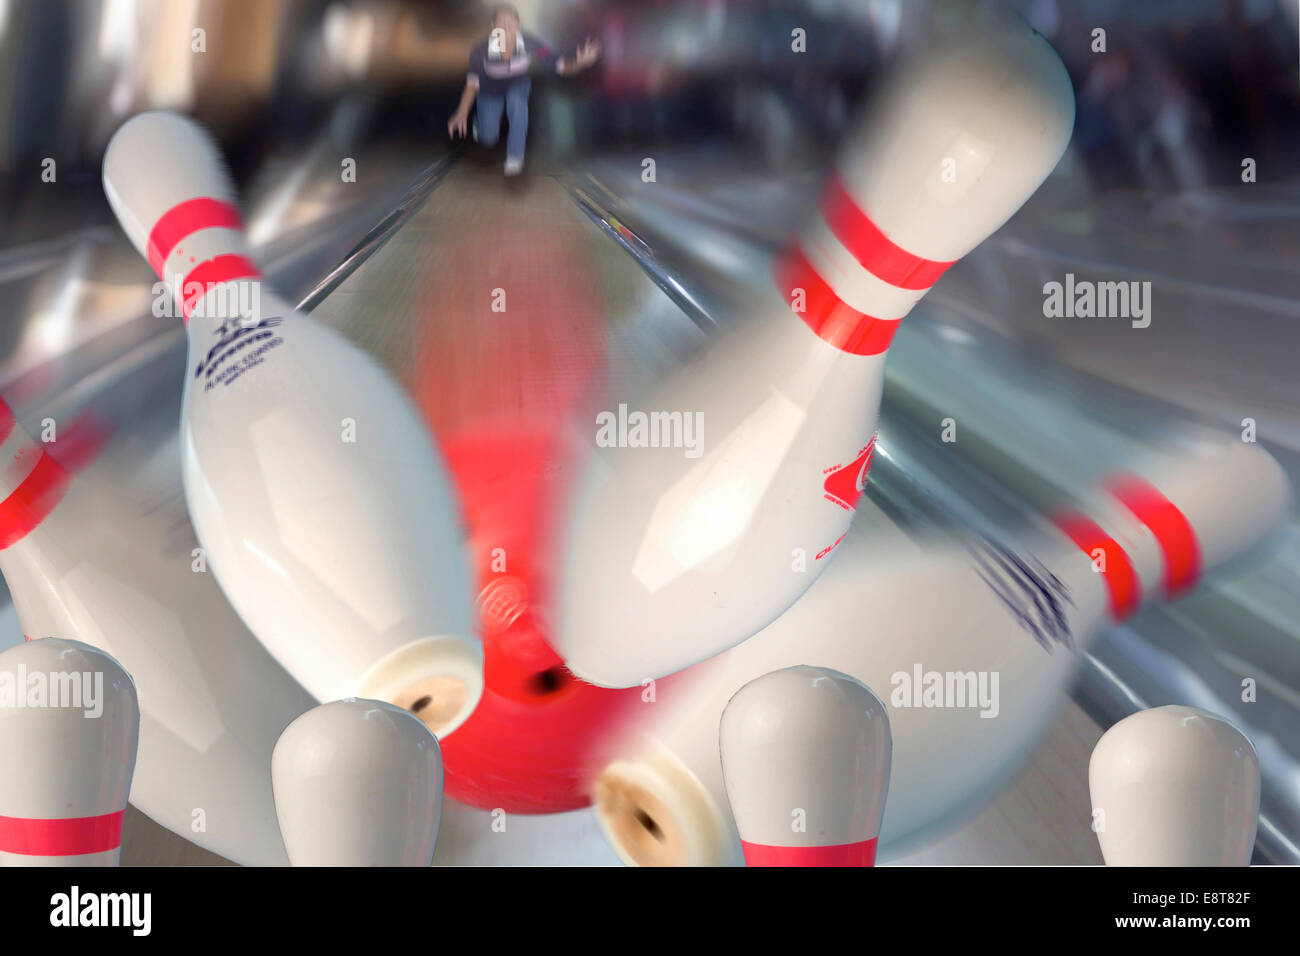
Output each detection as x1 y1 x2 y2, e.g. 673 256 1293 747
0 397 313 865
557 22 1076 687
885 317 1285 577
272 698 443 866
718 666 890 866
0 638 139 866
1089 705 1260 866
102 112 481 734
593 437 1289 865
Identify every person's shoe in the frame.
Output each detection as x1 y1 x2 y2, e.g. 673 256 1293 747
504 157 524 176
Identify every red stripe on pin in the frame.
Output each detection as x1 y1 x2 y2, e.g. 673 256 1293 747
0 451 70 550
740 838 877 867
774 248 900 355
1052 512 1141 620
180 254 263 321
1106 476 1201 596
0 811 125 857
822 174 955 290
147 197 243 276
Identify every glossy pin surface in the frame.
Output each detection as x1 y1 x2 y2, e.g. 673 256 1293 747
272 698 443 866
593 429 1288 865
0 639 139 866
102 111 481 735
1089 705 1260 866
0 396 315 865
557 21 1076 688
719 666 891 867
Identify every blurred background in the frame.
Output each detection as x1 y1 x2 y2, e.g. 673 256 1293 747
0 0 1298 865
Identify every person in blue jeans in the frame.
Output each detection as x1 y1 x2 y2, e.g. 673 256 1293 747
447 3 601 176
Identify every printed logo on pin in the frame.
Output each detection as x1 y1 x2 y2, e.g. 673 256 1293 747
821 438 876 512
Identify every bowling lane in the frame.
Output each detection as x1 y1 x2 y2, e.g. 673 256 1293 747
308 160 627 418
885 698 1103 865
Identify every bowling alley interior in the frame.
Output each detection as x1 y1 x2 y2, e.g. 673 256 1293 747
0 0 1298 877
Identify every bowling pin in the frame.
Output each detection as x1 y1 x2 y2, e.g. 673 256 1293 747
1089 705 1260 866
718 666 891 867
272 698 443 866
102 112 481 734
557 21 1076 687
0 396 313 864
884 313 1285 568
592 428 1289 865
0 639 139 866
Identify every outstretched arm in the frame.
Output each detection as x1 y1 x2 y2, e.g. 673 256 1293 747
558 37 601 75
448 82 479 138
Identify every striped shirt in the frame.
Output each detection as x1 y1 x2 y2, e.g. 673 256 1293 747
467 30 561 96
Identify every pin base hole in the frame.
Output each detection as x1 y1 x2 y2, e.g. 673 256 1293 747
635 810 665 843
